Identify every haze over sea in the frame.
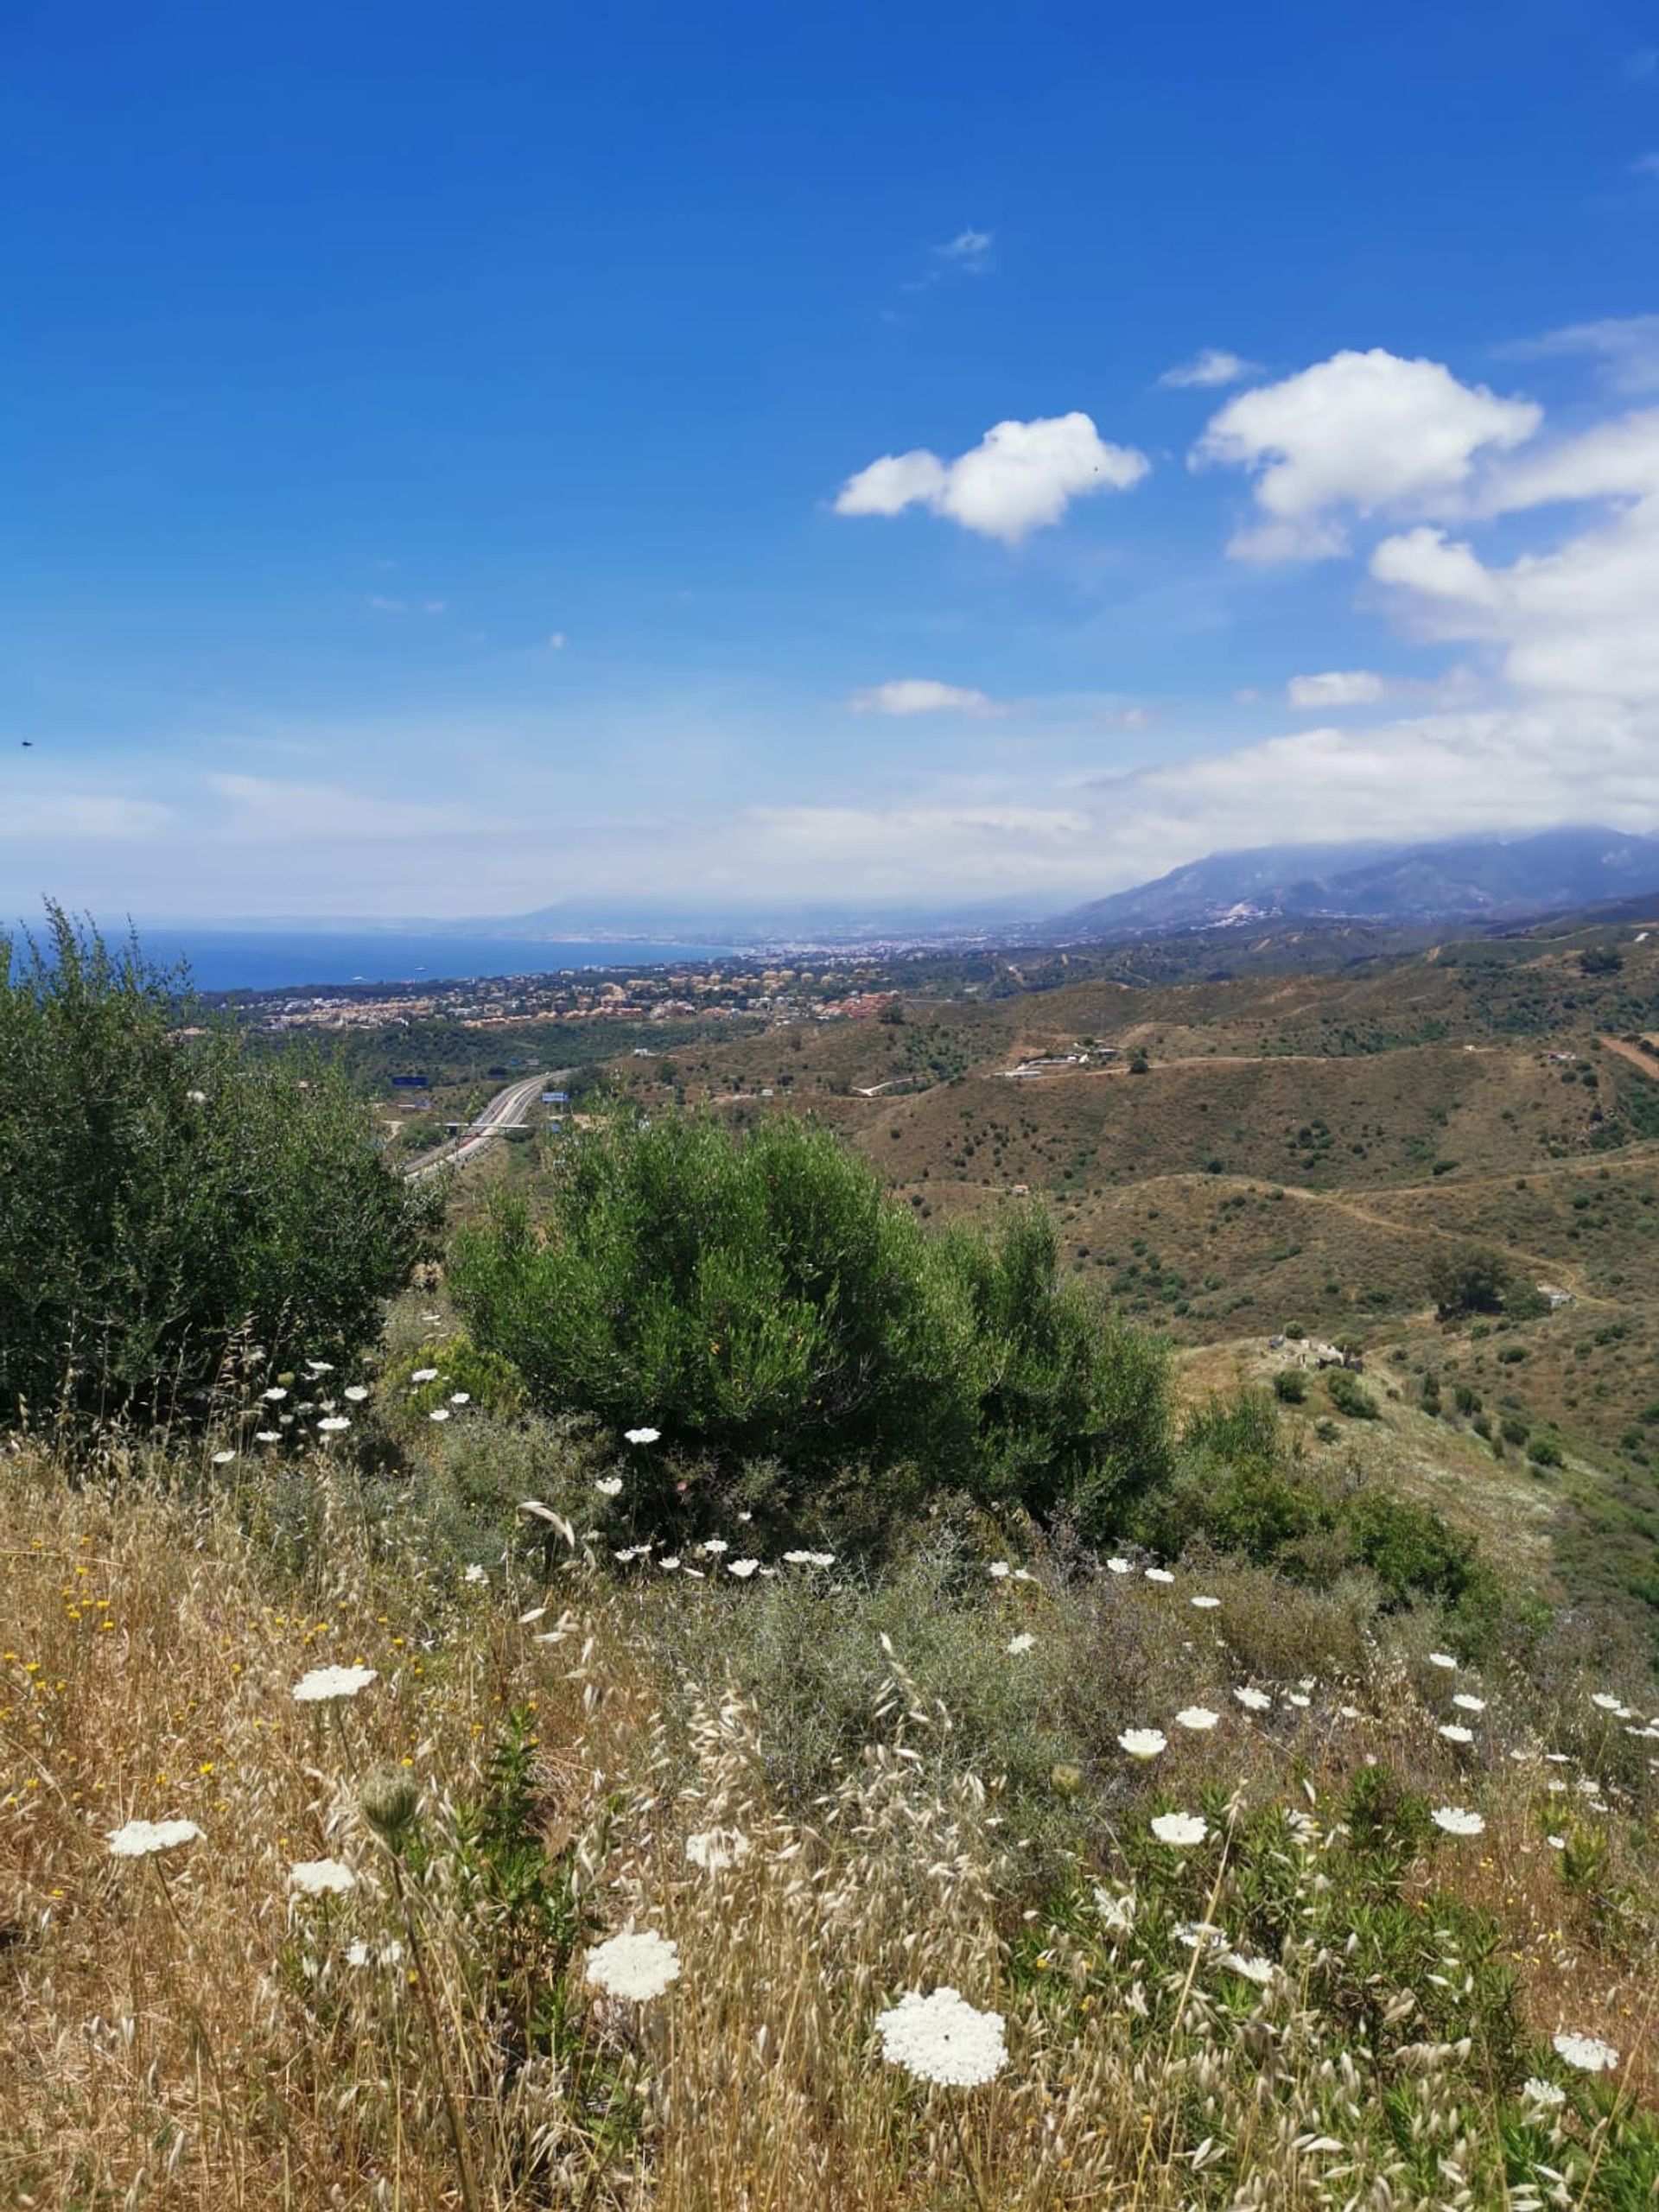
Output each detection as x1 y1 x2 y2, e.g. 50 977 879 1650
111 929 733 995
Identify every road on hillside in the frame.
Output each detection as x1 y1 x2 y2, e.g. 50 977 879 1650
404 1071 561 1181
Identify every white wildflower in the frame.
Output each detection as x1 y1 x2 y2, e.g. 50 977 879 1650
874 1986 1007 2088
585 1928 681 2003
1590 1692 1623 1712
255 1429 282 1443
1553 2031 1618 2072
1006 1632 1035 1656
727 1558 760 1579
702 1539 729 1557
988 1560 1011 1580
449 1391 470 1406
685 1827 750 1872
263 1387 289 1402
1234 1686 1272 1713
1223 1951 1275 1985
594 1476 624 1497
429 1408 451 1423
1175 1707 1219 1732
211 1448 237 1465
1522 2076 1567 2108
1151 1812 1208 1847
1438 1724 1475 1745
1144 1567 1175 1584
291 1664 377 1705
1191 1594 1221 1610
344 1385 369 1402
1427 1652 1458 1670
1431 1806 1485 1837
658 1556 681 1572
410 1367 439 1384
107 1817 203 1859
289 1858 357 1896
1118 1727 1167 1760
625 1426 661 1445
1106 1557 1133 1574
463 1564 487 1586
1452 1693 1486 1713
317 1415 351 1433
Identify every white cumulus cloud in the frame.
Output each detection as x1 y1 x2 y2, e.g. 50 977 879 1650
1193 348 1541 561
1286 670 1385 709
835 413 1149 543
849 679 997 716
1159 348 1255 390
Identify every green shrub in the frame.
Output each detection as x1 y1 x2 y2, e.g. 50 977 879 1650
1344 1491 1478 1608
1325 1369 1380 1421
1427 1245 1513 1319
1272 1368 1308 1404
1528 1435 1565 1470
450 1111 1171 1544
0 909 435 1427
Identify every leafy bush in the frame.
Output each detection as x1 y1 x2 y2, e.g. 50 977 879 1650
0 909 435 1427
1345 1491 1480 1609
1325 1369 1380 1421
1428 1245 1513 1319
449 1111 1171 1544
1272 1368 1308 1404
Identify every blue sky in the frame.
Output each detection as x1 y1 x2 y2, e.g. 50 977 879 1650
3 0 1658 921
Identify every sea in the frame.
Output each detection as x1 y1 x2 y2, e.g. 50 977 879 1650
117 929 735 995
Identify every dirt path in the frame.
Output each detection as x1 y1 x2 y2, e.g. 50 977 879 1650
1598 1033 1659 1079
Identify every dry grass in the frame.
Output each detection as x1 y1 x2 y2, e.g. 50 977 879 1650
3 1445 1658 2209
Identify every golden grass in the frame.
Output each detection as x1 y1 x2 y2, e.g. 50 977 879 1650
3 1451 1657 2209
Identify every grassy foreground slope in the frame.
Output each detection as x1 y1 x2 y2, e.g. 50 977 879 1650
4 1426 1658 2209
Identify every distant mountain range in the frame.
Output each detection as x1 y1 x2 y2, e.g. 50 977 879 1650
1047 828 1659 941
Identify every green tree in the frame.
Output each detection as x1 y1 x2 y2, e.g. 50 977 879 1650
0 908 435 1426
449 1110 1170 1541
1427 1245 1513 1319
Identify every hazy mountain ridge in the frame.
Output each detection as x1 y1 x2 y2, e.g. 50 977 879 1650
1050 827 1659 940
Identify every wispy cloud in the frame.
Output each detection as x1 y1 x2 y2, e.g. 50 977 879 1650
1287 670 1384 709
936 227 994 268
849 679 998 716
207 774 486 841
1158 348 1256 390
1503 315 1659 396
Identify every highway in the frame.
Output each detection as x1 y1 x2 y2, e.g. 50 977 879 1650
404 1071 558 1181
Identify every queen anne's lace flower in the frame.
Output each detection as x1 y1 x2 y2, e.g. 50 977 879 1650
594 1476 624 1497
107 1817 203 1859
1118 1728 1166 1759
585 1928 681 2002
291 1663 378 1705
987 1560 1011 1580
1191 1594 1221 1609
1234 1686 1272 1713
1151 1812 1208 1847
1431 1806 1485 1836
625 1426 661 1445
1175 1707 1219 1732
727 1558 760 1579
874 1986 1007 2088
1144 1567 1175 1584
1006 1632 1035 1656
289 1858 357 1896
1522 2076 1566 2107
1438 1723 1475 1745
1452 1693 1486 1712
1553 2031 1618 2072
1222 1950 1274 1984
1106 1557 1133 1574
410 1367 440 1383
1427 1651 1458 1670
317 1416 351 1433
685 1827 750 1871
